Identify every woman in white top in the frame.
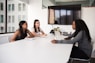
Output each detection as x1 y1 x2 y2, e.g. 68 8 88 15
31 19 47 37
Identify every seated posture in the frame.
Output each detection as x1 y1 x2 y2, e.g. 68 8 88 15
31 19 47 37
10 21 33 42
52 19 92 59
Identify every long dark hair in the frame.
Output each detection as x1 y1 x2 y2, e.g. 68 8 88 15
19 21 27 37
74 19 91 42
34 19 40 32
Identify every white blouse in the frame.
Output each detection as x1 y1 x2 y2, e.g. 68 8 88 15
31 27 43 36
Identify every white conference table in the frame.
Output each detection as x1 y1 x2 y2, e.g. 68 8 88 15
0 34 73 63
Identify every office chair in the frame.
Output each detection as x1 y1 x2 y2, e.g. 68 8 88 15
69 41 94 63
70 57 91 63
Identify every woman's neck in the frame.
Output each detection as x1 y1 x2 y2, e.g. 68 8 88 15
23 29 26 32
36 27 39 29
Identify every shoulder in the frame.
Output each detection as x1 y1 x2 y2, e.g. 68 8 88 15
79 30 86 33
14 29 20 35
31 27 35 31
78 30 86 36
79 30 84 33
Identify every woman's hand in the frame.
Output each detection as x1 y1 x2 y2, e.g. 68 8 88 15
51 40 57 44
40 34 47 37
42 34 47 36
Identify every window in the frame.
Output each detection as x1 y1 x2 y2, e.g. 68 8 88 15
60 9 67 24
0 15 4 23
23 3 25 11
55 10 60 24
8 16 11 23
0 0 28 34
8 4 11 11
12 4 15 11
12 15 15 23
0 3 3 11
67 10 73 24
22 15 26 20
18 3 21 11
18 15 21 22
54 9 80 25
0 26 4 33
12 27 15 32
48 5 81 25
8 27 11 32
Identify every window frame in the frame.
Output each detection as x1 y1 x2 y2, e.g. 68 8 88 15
0 0 14 34
0 2 3 11
0 0 28 34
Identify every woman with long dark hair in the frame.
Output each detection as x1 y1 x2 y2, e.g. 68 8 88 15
10 21 33 42
52 19 92 59
31 19 47 37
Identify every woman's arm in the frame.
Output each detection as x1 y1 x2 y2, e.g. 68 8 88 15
27 29 34 38
52 31 83 44
10 30 19 42
40 28 47 36
41 31 47 36
64 32 75 40
31 28 38 37
31 29 47 37
31 31 38 37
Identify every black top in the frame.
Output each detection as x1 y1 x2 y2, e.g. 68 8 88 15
15 30 27 41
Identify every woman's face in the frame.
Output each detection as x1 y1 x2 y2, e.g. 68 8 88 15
72 21 76 30
35 21 40 28
22 22 28 29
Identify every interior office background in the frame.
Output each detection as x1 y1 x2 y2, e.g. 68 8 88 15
0 0 95 57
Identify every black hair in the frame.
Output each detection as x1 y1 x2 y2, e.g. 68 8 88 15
33 19 40 32
73 19 91 42
19 20 27 38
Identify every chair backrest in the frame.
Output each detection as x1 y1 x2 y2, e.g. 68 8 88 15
0 36 9 44
8 35 12 42
0 34 13 44
91 40 95 58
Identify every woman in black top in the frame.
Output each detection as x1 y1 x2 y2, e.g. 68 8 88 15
10 21 34 42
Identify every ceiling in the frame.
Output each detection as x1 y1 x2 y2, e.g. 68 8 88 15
55 0 87 2
42 0 95 8
7 0 29 4
20 0 29 4
17 0 95 8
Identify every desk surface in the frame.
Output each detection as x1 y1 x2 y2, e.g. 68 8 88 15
0 34 73 63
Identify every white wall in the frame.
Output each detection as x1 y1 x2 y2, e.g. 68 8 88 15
27 0 73 34
81 7 95 43
81 7 95 55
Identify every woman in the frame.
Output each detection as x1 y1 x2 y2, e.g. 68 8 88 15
10 21 34 42
52 19 92 59
31 19 47 37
